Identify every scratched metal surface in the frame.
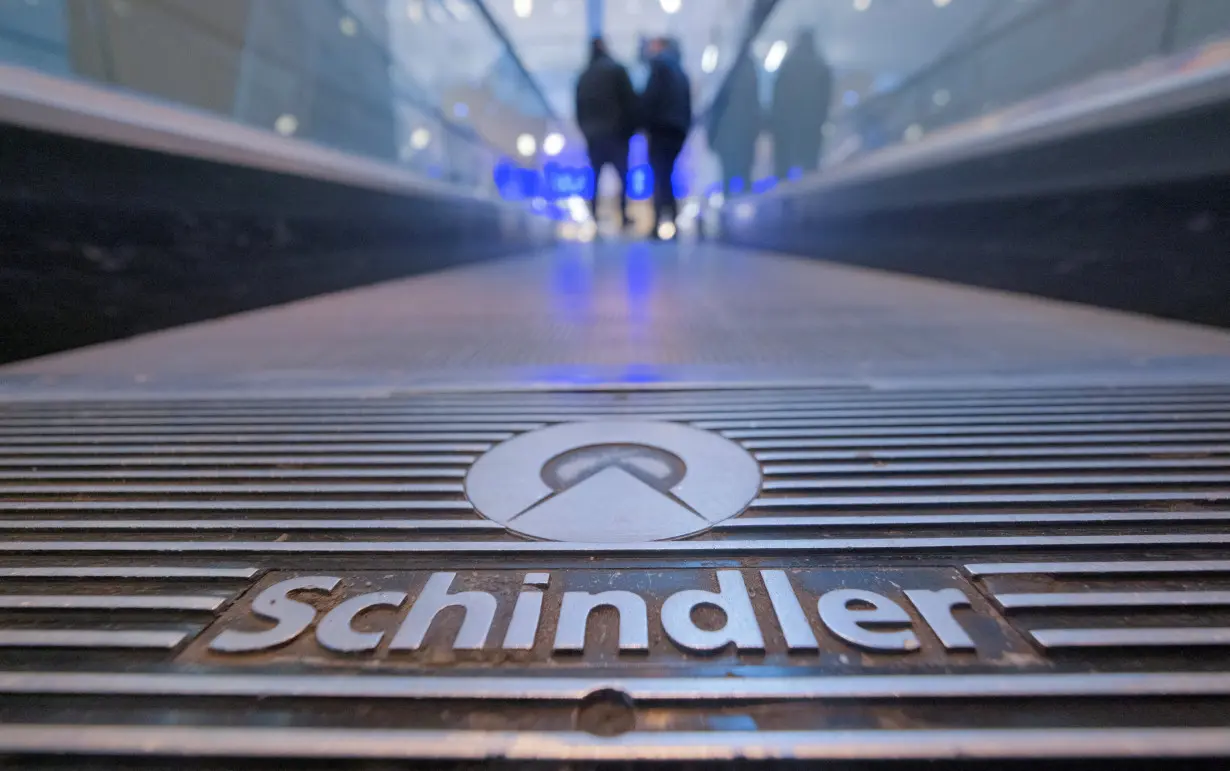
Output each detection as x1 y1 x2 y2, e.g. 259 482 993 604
0 385 1229 765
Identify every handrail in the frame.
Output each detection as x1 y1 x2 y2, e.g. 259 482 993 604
326 0 490 147
0 26 67 57
470 0 561 122
0 63 500 202
848 0 1071 119
694 0 781 127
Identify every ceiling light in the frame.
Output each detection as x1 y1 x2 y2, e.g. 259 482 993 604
660 0 681 13
410 127 432 150
904 124 925 143
406 0 424 21
274 114 299 136
514 0 532 18
764 40 788 73
932 89 951 107
854 0 871 10
543 133 566 156
517 133 538 157
934 0 951 6
339 16 358 35
701 44 719 73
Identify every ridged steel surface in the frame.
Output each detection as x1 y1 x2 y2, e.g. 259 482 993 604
2 384 1230 764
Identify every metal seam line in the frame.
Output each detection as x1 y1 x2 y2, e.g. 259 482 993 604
0 423 544 435
1031 628 1230 648
719 512 1230 528
0 469 471 480
0 567 259 579
0 595 225 611
6 513 1225 532
7 393 1229 411
757 445 1230 461
760 474 1230 490
995 591 1230 609
2 726 1230 760
4 386 1222 406
0 455 477 467
0 501 476 511
763 459 1230 474
0 520 503 531
965 560 1230 575
697 413 1230 430
0 444 494 455
9 401 1230 424
744 433 1230 449
7 411 1230 431
725 422 1230 439
0 631 187 649
7 496 1230 509
751 492 1230 507
0 433 515 445
0 484 467 494
0 534 1228 554
0 483 467 494
7 672 1230 700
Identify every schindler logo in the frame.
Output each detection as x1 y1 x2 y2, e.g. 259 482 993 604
465 421 763 542
193 568 1029 665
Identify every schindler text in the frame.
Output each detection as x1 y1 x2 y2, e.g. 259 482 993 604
201 568 1007 660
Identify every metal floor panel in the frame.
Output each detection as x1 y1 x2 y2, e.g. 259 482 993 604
0 385 1228 764
6 244 1230 765
6 242 1230 394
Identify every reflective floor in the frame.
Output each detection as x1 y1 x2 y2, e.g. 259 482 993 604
8 241 1230 392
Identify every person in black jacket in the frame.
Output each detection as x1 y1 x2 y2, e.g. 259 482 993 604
575 38 638 228
639 36 692 237
770 29 834 179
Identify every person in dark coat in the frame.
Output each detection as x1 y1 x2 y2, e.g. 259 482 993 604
706 53 761 195
575 38 638 227
639 36 692 237
770 29 834 179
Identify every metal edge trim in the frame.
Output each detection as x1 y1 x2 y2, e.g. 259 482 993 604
765 47 1230 201
0 520 500 531
0 567 259 578
7 671 1230 700
0 65 495 205
965 560 1230 576
2 725 1230 760
719 512 1230 529
5 374 1230 401
1 534 1227 553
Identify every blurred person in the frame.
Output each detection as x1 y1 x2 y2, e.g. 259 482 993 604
706 53 762 195
770 29 834 179
640 36 692 238
576 38 638 228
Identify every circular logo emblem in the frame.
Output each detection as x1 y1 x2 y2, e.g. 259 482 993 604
466 421 762 543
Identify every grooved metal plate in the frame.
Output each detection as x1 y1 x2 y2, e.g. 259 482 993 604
4 384 1230 763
